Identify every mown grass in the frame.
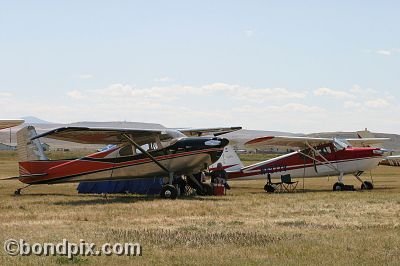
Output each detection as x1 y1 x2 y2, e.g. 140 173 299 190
0 151 399 265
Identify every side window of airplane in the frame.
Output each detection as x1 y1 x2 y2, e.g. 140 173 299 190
299 148 313 159
135 142 159 154
119 145 133 156
319 146 332 155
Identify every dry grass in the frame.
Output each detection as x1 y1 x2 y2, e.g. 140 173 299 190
0 151 399 265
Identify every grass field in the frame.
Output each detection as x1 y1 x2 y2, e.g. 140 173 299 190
0 151 399 265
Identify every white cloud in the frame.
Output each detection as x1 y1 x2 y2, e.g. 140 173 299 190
154 76 174 82
0 92 12 97
280 103 324 113
233 103 325 114
244 29 254 37
6 83 397 133
79 74 94 79
344 101 362 108
365 98 390 108
67 90 85 99
376 50 391 56
92 83 306 104
314 87 354 98
362 48 400 56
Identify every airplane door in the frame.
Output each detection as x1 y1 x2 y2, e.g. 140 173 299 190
316 146 338 175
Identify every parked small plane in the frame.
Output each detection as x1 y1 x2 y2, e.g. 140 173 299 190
211 135 392 192
7 125 241 199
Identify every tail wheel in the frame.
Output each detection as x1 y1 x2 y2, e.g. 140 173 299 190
160 185 178 199
264 184 275 193
361 181 374 190
333 182 344 191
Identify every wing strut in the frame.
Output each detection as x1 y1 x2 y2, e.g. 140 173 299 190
122 133 170 175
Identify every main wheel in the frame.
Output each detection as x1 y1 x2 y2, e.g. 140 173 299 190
333 182 345 191
160 185 178 199
361 181 374 190
264 184 275 193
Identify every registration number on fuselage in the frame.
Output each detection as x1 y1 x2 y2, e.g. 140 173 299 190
260 165 287 174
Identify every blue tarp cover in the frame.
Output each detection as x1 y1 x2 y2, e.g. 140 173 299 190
77 178 163 195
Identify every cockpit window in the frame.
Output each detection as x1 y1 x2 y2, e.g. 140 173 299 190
119 145 133 156
318 146 332 155
333 138 350 150
159 130 185 147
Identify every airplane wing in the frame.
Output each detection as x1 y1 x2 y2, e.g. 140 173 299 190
179 127 242 137
246 135 391 149
31 127 165 145
380 155 400 166
0 119 24 130
345 138 390 147
245 136 332 149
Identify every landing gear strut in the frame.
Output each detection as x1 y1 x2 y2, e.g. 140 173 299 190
354 171 374 190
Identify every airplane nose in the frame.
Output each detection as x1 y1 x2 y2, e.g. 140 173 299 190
373 149 385 155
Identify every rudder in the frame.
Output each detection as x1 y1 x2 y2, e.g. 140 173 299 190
17 126 48 161
209 145 244 172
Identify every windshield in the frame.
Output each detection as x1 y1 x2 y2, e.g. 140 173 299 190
333 138 351 150
159 130 186 147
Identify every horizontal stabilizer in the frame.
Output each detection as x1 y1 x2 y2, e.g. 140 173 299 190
0 173 47 181
0 176 21 181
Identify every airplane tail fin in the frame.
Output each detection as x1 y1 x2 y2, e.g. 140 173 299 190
17 126 48 162
356 129 383 148
357 129 375 139
209 145 244 172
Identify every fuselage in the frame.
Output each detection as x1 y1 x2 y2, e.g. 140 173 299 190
227 143 384 180
19 137 229 184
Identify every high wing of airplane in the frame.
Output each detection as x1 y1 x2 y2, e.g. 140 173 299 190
0 119 24 130
211 135 390 192
9 125 241 199
179 127 242 137
380 155 400 166
245 136 390 149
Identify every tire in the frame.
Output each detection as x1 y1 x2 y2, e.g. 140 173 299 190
160 185 178 199
361 181 374 190
264 184 275 193
333 182 345 191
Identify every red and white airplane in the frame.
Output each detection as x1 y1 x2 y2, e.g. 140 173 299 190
211 135 392 192
7 125 241 199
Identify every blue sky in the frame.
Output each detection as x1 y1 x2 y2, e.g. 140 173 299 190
0 1 399 133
